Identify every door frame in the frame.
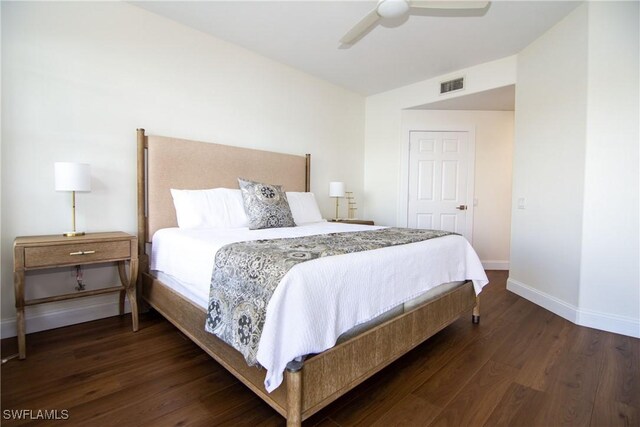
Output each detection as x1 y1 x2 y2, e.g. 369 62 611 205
398 126 476 242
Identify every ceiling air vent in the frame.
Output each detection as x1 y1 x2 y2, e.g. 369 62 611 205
440 77 464 94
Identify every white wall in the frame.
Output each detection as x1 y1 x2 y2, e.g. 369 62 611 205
1 2 365 336
401 110 514 269
579 1 639 332
509 4 588 309
364 56 517 227
509 2 639 337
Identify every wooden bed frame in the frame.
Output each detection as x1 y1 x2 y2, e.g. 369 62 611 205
136 128 480 426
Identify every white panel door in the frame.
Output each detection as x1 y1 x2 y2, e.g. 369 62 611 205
408 131 472 240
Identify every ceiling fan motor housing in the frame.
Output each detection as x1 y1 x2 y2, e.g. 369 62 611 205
377 0 410 18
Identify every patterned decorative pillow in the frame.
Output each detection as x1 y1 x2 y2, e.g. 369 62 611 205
238 178 295 230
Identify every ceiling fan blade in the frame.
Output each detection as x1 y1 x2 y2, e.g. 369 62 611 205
410 1 489 9
340 8 381 45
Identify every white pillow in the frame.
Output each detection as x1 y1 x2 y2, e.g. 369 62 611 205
285 192 325 225
170 188 248 229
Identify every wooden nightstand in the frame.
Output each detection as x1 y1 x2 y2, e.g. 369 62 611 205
13 231 138 359
329 219 375 226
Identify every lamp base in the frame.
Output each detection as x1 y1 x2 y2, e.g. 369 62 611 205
63 231 85 237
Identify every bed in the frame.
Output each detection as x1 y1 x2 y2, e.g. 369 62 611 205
136 129 486 426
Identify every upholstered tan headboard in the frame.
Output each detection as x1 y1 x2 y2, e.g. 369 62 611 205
136 129 310 254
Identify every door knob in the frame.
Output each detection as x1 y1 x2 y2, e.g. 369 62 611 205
456 205 468 210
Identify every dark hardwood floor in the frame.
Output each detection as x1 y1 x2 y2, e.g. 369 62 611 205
2 271 638 426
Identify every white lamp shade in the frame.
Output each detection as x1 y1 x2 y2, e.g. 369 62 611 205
55 162 91 192
329 181 346 198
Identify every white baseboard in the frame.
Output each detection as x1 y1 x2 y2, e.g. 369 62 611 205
481 260 510 270
577 308 640 338
507 277 639 338
1 299 130 339
507 278 578 323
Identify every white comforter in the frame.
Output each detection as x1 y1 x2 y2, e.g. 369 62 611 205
151 223 488 392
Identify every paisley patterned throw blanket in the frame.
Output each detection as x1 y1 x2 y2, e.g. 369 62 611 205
205 227 455 365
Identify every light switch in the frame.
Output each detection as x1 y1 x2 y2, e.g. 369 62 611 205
517 198 526 209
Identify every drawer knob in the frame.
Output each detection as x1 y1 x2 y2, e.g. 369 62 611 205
69 250 96 256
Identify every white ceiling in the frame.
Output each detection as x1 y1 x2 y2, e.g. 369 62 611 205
133 1 580 96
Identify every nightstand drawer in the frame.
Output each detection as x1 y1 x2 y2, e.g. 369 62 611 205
24 240 131 268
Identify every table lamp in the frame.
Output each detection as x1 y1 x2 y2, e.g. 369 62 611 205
329 181 345 221
55 162 91 237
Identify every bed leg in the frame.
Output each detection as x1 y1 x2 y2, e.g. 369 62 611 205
472 296 480 324
285 360 303 427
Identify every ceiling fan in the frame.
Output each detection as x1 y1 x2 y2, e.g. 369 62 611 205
340 0 490 45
